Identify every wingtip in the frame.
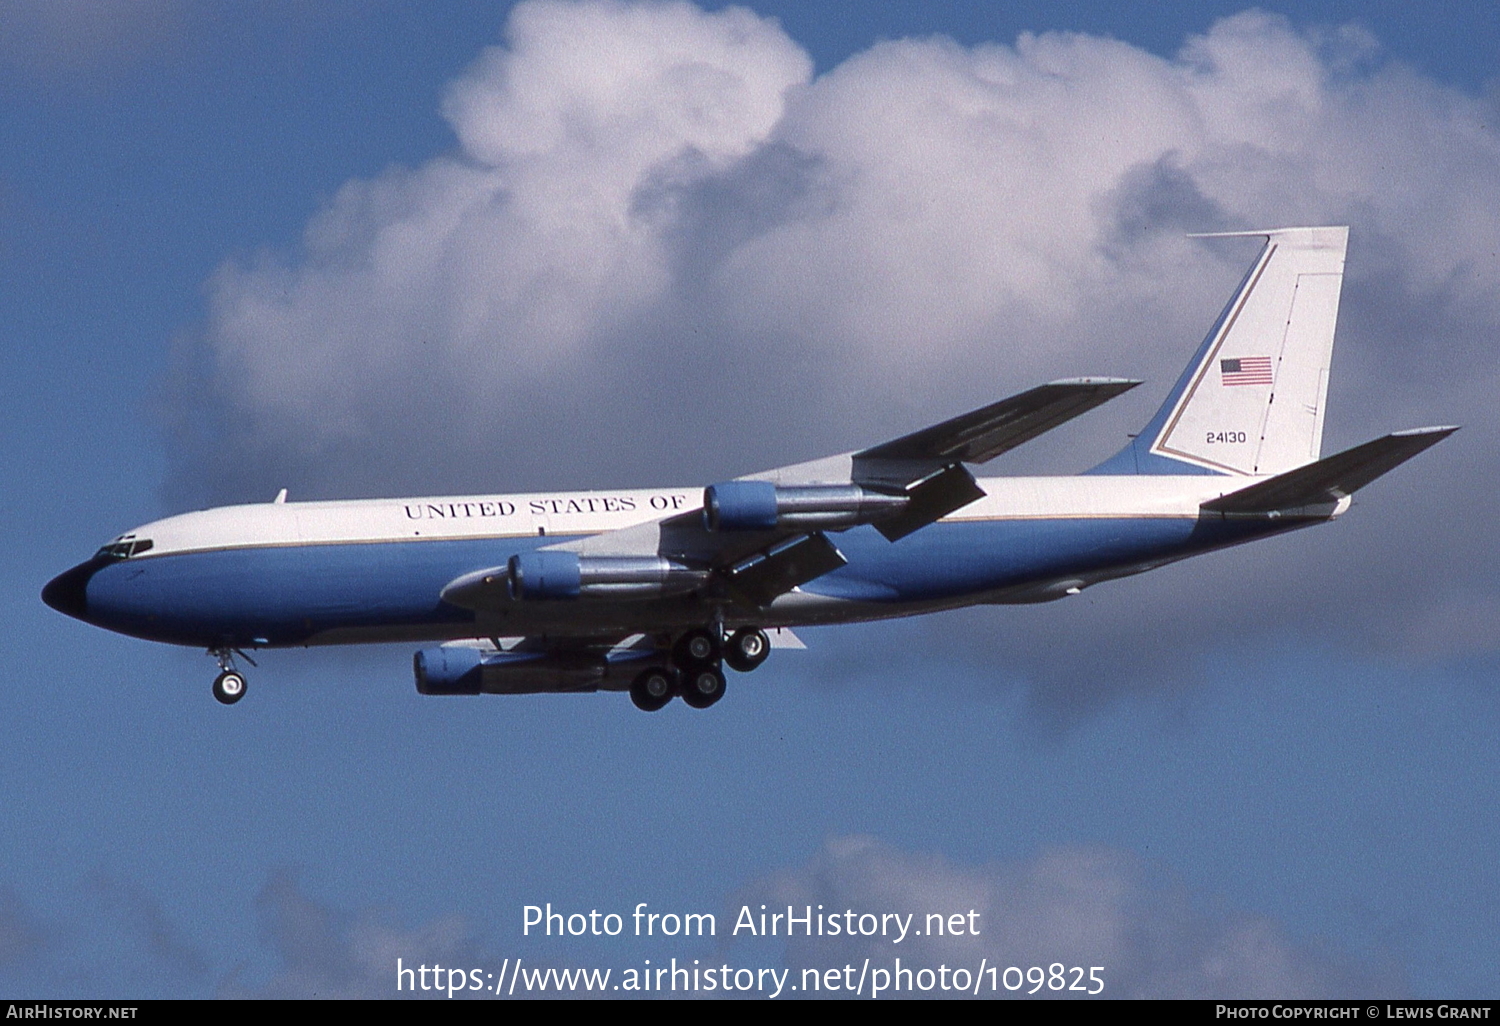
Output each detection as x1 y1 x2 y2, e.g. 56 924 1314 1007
1391 425 1460 438
1045 377 1143 389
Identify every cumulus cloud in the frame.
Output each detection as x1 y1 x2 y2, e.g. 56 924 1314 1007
179 0 815 498
229 869 609 999
195 848 1398 999
228 868 482 999
166 2 1500 699
0 855 1397 999
742 837 1398 998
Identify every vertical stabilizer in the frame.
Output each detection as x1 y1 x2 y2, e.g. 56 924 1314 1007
1091 226 1348 477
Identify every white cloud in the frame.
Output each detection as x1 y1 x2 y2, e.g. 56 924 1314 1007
194 0 813 492
168 2 1500 687
743 837 1397 998
0 856 1395 999
231 868 480 999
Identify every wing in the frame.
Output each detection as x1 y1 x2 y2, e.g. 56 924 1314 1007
442 378 1140 610
859 378 1140 538
857 378 1142 465
755 377 1140 540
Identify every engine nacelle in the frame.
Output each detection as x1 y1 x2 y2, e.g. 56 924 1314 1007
507 551 707 600
414 647 609 694
413 646 483 694
703 481 908 532
507 550 582 599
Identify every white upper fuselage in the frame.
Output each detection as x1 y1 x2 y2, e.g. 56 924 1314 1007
117 475 1310 559
54 469 1341 653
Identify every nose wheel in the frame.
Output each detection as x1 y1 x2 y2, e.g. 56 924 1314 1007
208 647 254 705
213 670 247 705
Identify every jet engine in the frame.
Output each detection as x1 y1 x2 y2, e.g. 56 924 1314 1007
414 646 611 694
703 481 907 532
506 551 708 600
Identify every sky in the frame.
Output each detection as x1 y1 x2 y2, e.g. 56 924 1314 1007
2 0 1498 1000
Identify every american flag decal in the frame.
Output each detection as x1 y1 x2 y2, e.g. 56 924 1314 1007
1220 356 1273 386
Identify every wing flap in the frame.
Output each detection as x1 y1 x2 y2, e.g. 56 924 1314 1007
874 463 987 541
723 533 847 607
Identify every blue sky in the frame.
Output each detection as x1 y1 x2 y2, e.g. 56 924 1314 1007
3 0 1498 999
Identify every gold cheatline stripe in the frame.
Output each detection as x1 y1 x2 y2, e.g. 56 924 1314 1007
127 530 541 560
128 511 1210 560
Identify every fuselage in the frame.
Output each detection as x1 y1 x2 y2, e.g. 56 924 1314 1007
42 475 1328 651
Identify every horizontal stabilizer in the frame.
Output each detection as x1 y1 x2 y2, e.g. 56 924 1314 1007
1201 426 1457 515
857 378 1140 465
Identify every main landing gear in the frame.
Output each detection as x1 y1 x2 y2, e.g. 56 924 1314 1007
724 626 770 673
209 647 255 705
628 666 675 713
629 626 770 713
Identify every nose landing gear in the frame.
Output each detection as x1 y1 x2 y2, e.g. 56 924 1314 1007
208 647 255 705
213 670 247 705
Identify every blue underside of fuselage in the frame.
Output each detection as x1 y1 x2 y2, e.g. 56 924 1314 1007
59 516 1303 648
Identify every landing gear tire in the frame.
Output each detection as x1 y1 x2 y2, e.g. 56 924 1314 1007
673 628 720 669
724 627 770 673
630 667 676 712
213 670 247 705
680 666 726 709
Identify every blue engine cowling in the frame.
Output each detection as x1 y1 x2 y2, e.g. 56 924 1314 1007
507 550 582 599
414 647 615 695
507 551 707 600
703 481 907 532
703 480 779 531
413 646 483 695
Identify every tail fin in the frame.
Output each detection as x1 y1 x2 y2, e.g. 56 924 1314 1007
1092 226 1348 476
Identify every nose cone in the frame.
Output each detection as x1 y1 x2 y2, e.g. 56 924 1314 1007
42 559 102 620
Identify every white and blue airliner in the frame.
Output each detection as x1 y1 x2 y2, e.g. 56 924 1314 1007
44 227 1453 711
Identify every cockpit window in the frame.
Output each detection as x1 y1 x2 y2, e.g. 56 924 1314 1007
95 536 153 560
